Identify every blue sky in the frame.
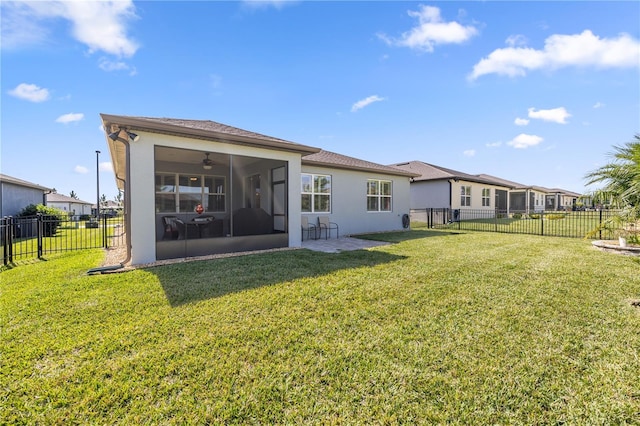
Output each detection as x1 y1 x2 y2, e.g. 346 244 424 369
2 1 639 203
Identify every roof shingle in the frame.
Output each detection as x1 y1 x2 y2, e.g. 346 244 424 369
390 161 508 186
304 150 419 177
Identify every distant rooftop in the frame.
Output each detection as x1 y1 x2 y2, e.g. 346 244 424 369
390 161 509 186
0 173 51 192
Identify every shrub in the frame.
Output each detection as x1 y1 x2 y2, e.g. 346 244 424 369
512 213 522 219
17 204 66 236
547 213 567 220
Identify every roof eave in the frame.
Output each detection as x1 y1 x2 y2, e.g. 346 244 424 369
100 114 321 155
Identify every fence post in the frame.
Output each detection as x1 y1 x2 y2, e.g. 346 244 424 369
37 214 43 258
429 208 433 228
2 217 8 265
7 216 14 264
598 209 603 240
102 213 108 248
540 211 544 236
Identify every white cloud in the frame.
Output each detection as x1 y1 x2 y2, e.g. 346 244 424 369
8 83 50 102
469 30 640 80
514 117 529 126
74 165 88 174
463 149 476 157
351 95 385 112
507 133 543 149
593 102 605 109
99 162 113 172
0 2 49 49
98 58 136 75
56 113 84 124
378 5 478 52
1 1 139 57
486 141 502 148
528 107 571 124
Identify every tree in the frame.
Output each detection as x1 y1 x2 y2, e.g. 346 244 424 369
585 134 640 209
115 190 123 205
70 190 79 199
100 194 107 206
18 204 66 236
585 135 640 242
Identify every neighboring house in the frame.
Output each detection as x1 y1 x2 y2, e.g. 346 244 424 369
478 176 581 212
47 193 94 216
390 161 512 213
0 173 52 217
101 114 416 265
92 200 123 217
545 188 581 211
476 174 548 214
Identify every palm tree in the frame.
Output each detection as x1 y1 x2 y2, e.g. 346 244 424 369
69 190 79 200
585 134 640 208
584 135 640 242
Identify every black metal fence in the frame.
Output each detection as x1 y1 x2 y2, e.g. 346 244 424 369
410 208 619 240
1 214 125 266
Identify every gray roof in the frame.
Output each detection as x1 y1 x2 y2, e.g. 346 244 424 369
475 174 527 189
0 174 51 191
477 174 582 196
390 161 509 186
545 188 582 197
303 150 419 177
100 114 321 155
46 193 93 205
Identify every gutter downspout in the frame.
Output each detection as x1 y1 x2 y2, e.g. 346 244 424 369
87 132 132 274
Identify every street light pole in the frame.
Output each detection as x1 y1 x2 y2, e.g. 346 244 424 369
96 150 101 219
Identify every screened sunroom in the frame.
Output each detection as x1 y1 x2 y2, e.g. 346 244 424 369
154 146 289 260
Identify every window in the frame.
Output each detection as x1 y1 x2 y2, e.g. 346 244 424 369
461 186 471 207
367 179 392 212
155 173 225 213
482 188 491 207
301 174 331 213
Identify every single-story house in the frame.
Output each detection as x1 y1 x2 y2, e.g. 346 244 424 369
476 174 548 214
101 114 417 265
390 161 512 215
544 188 581 211
0 173 52 217
477 175 581 212
47 193 93 216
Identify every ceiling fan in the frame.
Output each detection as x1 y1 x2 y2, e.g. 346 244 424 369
202 153 213 170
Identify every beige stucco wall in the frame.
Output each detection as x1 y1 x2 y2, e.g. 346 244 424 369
450 180 510 210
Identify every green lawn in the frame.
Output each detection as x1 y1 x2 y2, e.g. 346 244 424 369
2 218 124 264
425 212 616 239
2 230 639 424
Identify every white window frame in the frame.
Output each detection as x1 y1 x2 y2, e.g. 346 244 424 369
301 173 331 213
367 179 392 212
482 188 491 207
155 172 226 213
461 186 471 207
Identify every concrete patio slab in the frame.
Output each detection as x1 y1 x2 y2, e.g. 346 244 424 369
301 236 391 253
